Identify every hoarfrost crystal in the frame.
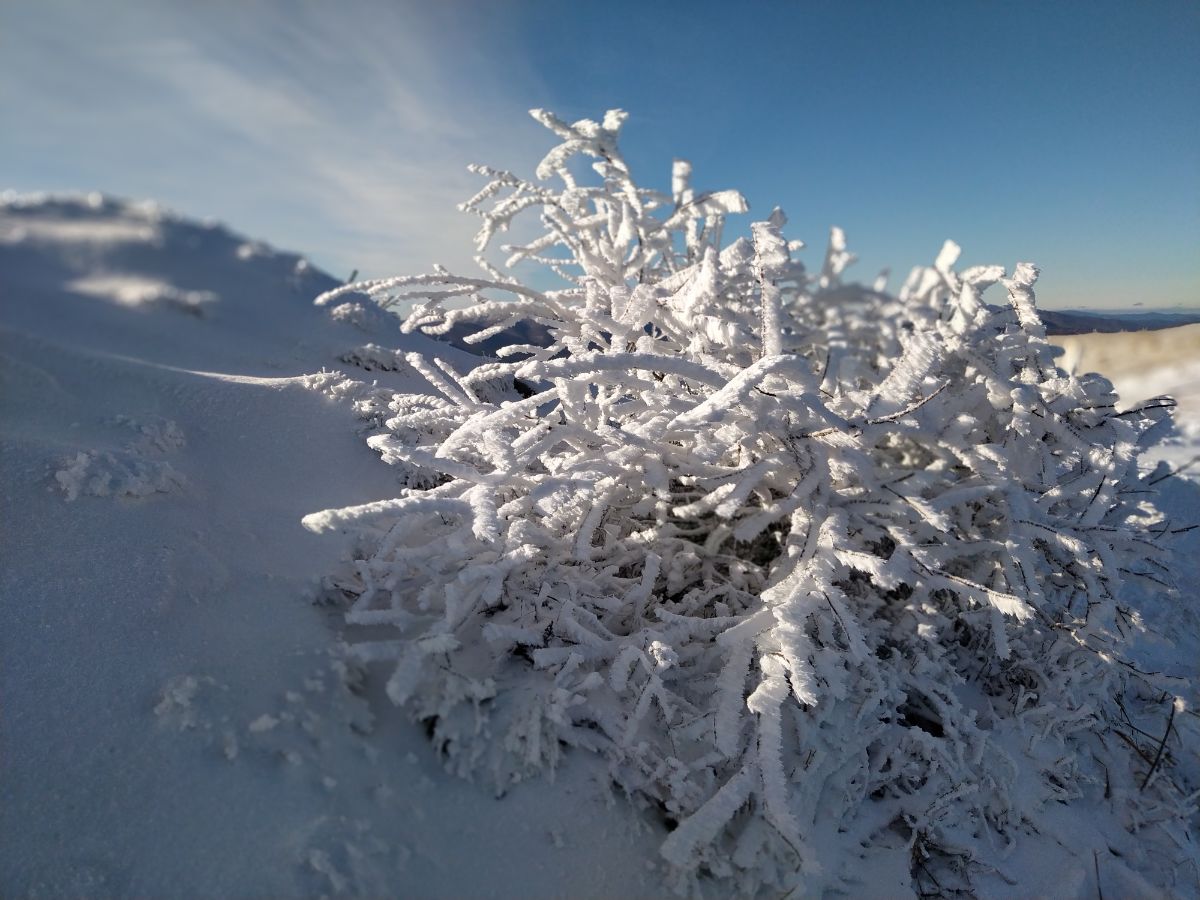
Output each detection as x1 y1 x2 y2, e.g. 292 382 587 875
307 110 1196 895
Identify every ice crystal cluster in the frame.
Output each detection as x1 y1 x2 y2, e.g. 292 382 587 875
306 111 1196 894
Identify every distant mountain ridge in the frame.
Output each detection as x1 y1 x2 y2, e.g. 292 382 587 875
1040 308 1200 334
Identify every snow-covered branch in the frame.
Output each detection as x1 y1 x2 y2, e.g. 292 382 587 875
309 109 1195 896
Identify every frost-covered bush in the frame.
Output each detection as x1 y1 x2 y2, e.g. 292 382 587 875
307 111 1196 894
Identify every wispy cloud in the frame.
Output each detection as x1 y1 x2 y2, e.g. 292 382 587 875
2 0 547 279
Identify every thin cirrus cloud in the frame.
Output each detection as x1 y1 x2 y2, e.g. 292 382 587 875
8 2 1194 311
1 0 546 280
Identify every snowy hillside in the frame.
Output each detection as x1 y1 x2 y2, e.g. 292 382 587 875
0 194 670 898
2 185 1198 899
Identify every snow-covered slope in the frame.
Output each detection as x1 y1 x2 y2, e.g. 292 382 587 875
2 194 1197 898
1057 324 1200 474
0 195 669 898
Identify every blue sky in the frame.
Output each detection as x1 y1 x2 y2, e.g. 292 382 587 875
3 0 1197 308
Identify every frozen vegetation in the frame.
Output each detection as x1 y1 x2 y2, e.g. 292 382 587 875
1 112 1198 898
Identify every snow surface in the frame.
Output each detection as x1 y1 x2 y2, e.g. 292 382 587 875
0 195 669 898
1058 325 1200 475
2 194 1197 897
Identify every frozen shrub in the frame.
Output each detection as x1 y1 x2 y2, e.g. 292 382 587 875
307 111 1196 895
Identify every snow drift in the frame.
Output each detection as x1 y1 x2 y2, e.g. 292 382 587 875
0 192 672 898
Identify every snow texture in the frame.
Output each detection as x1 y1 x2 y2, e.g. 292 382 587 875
54 416 187 500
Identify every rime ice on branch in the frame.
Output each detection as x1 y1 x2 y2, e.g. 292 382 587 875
308 110 1195 895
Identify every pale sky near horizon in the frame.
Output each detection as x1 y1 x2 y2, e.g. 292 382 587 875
2 0 1197 309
